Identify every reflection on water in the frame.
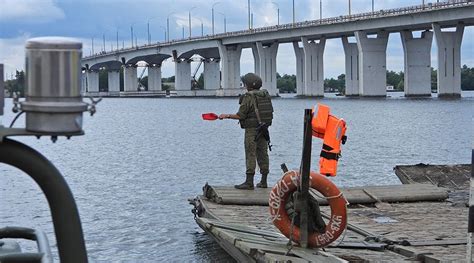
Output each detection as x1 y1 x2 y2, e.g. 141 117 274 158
0 92 472 261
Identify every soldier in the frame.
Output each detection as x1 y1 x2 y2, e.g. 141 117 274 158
219 73 274 190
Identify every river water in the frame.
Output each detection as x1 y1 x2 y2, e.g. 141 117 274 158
1 92 473 261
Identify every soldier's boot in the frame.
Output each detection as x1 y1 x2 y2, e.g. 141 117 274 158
235 173 254 190
257 174 268 188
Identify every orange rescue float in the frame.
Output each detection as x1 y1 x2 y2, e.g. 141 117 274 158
269 170 347 248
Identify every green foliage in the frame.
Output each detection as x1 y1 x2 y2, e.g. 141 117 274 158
461 65 474 90
5 70 25 97
386 70 404 91
431 67 437 91
324 74 345 93
139 76 148 90
197 74 204 89
276 73 296 93
162 76 175 83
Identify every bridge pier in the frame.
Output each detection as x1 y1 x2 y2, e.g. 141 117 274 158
342 36 359 96
293 42 305 96
107 70 120 94
148 66 162 91
301 37 325 97
203 59 220 90
256 42 279 96
433 23 464 98
355 31 389 97
124 65 138 92
81 72 88 94
86 70 99 93
401 30 433 97
217 43 242 95
175 59 192 90
252 44 260 74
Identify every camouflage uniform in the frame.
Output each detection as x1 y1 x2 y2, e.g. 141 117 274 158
237 91 270 177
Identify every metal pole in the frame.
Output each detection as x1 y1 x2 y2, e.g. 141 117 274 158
372 0 374 12
320 0 322 20
116 30 119 50
147 22 150 44
91 37 94 55
349 0 351 16
130 26 133 47
467 129 473 262
167 18 169 42
102 34 105 52
224 16 227 33
201 22 204 36
188 11 192 38
182 26 185 39
212 8 215 35
278 8 280 25
299 109 313 248
248 0 251 29
251 13 253 29
292 0 295 24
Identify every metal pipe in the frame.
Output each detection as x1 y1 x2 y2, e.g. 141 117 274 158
0 139 88 262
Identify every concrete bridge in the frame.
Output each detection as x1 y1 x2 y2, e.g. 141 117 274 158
81 1 474 97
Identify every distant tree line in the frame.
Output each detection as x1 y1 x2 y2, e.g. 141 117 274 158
3 65 474 96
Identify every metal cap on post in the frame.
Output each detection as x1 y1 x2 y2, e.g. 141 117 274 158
21 37 88 133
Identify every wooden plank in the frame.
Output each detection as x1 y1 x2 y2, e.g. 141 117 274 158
206 183 448 206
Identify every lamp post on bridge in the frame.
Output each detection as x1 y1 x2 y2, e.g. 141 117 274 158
271 1 279 26
319 0 322 20
188 6 197 38
196 17 204 37
218 12 226 33
248 0 251 29
212 1 221 35
167 12 176 42
147 16 160 45
292 0 295 24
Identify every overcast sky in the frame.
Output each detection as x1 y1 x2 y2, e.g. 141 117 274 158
0 0 473 79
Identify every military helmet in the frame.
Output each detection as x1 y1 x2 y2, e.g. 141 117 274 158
242 73 262 90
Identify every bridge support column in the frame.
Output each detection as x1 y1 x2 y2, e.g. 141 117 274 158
293 42 305 96
433 23 464 98
217 42 242 94
400 30 433 97
175 59 191 90
302 37 325 97
81 72 88 94
107 70 120 94
204 59 220 90
256 41 279 96
342 36 359 96
86 70 99 93
252 44 260 74
148 66 162 91
124 66 137 92
355 31 389 97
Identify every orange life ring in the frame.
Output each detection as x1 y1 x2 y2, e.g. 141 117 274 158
269 170 347 248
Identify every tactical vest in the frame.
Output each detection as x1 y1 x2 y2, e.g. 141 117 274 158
239 89 274 129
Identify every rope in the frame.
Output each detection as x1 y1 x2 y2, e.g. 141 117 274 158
285 212 296 255
325 192 343 200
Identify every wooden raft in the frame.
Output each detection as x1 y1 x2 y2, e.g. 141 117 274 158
192 164 472 262
394 163 471 190
203 183 448 206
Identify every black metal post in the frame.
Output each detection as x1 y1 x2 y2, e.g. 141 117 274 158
468 135 473 261
299 109 313 248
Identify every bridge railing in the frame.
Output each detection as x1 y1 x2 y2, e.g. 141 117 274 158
84 0 472 60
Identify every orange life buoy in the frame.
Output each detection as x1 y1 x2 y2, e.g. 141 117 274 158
269 170 347 248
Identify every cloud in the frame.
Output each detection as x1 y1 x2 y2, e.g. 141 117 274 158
0 34 30 78
0 0 65 23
